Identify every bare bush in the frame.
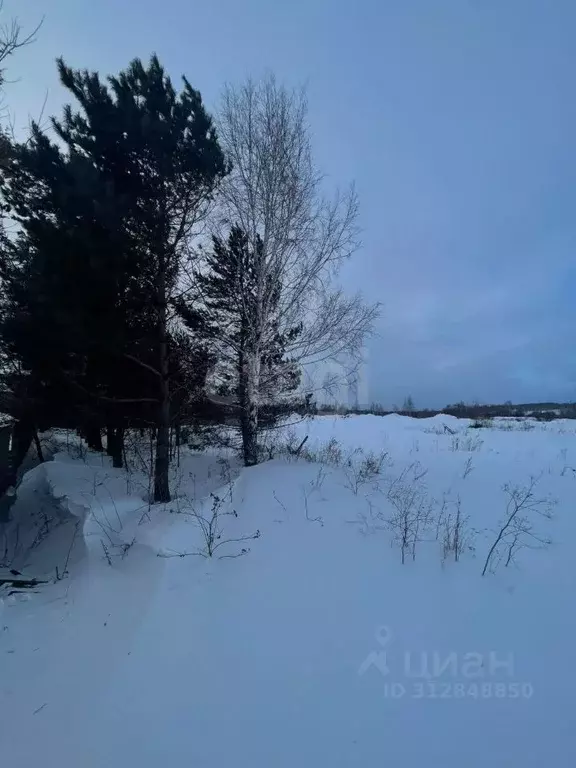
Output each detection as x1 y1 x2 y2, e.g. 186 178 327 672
317 438 345 467
450 433 483 452
100 536 136 566
469 418 493 430
481 476 555 575
388 487 434 564
309 465 328 495
342 449 389 494
384 465 434 563
273 427 299 459
489 419 535 433
437 495 474 563
275 435 345 467
423 423 456 435
217 457 234 487
160 492 260 559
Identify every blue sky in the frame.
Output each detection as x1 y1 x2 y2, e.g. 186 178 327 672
5 0 576 408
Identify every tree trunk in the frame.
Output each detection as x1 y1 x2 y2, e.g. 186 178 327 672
106 426 123 468
237 318 260 467
2 421 35 496
154 389 170 501
33 430 45 463
240 348 259 467
242 398 258 466
85 423 103 452
153 265 171 503
175 422 181 467
106 424 115 456
111 427 124 469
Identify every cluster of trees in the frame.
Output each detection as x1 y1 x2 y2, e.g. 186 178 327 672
0 43 376 500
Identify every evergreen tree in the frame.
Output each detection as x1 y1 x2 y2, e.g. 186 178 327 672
0 55 227 498
179 226 301 465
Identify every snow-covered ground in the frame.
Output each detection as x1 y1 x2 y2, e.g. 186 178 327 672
1 415 575 767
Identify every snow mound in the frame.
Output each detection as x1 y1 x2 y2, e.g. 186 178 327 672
0 463 89 577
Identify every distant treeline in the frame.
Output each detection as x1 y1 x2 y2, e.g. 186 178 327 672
314 401 576 421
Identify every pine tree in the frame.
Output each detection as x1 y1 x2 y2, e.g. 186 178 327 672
179 226 301 465
0 55 227 499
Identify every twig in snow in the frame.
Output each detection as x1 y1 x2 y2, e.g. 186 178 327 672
302 486 324 526
273 490 288 517
56 520 80 580
101 540 113 566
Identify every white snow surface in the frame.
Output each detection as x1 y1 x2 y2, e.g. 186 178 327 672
1 415 575 766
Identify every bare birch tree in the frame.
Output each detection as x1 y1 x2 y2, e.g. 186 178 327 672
215 75 378 464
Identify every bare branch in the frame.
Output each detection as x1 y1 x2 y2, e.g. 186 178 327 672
123 353 162 379
0 5 43 74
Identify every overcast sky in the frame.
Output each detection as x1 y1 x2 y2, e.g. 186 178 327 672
5 0 576 408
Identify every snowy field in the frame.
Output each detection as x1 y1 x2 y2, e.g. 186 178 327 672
1 414 575 767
